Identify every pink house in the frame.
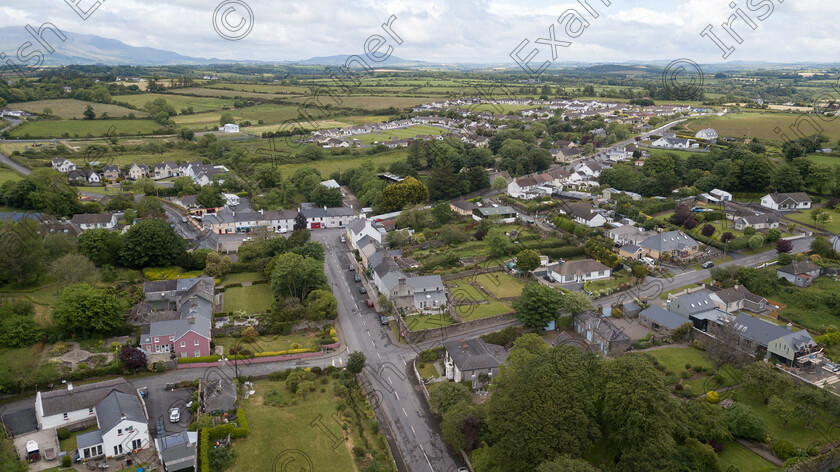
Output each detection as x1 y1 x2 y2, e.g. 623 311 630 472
139 277 214 359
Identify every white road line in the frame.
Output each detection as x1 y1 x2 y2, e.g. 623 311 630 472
394 391 399 400
410 426 415 434
402 408 408 417
402 358 407 366
370 340 376 348
362 321 366 327
377 352 381 360
388 376 393 385
367 331 371 337
418 444 434 472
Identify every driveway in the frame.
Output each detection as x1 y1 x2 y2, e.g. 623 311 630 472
141 383 194 438
2 408 38 437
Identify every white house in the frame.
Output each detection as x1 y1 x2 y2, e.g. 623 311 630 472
652 137 691 149
710 188 732 202
71 212 119 231
547 259 611 284
219 123 239 133
695 128 719 140
34 378 136 431
75 389 150 460
51 158 77 173
563 202 607 228
346 218 384 250
760 192 812 211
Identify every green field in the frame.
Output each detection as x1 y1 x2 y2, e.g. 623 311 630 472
9 119 163 138
456 299 512 320
718 439 780 472
289 95 429 110
174 87 296 100
0 166 23 185
403 313 455 331
354 124 448 145
113 93 234 112
786 210 840 233
804 152 840 166
684 112 840 143
223 284 274 314
473 272 526 298
774 277 840 332
14 99 148 119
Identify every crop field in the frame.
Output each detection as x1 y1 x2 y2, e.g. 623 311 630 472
354 124 449 144
9 119 163 138
684 112 840 142
113 93 235 112
173 87 296 100
289 95 430 110
14 99 148 119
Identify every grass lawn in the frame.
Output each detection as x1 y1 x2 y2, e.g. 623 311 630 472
585 272 633 291
718 439 780 472
142 266 205 281
733 388 840 448
403 314 455 331
215 333 317 355
689 254 734 270
59 425 97 453
353 124 448 145
446 280 487 303
0 166 23 185
787 210 840 233
76 186 131 195
473 272 526 298
9 119 163 138
804 152 840 166
456 299 512 320
774 277 840 332
228 380 358 472
113 93 235 112
221 272 266 285
15 99 148 119
416 361 439 379
223 284 274 314
738 245 777 256
646 347 740 394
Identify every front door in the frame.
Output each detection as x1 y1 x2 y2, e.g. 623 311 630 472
311 222 321 229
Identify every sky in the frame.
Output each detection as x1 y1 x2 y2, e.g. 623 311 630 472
1 0 838 64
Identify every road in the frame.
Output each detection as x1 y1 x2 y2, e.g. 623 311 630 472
0 119 32 176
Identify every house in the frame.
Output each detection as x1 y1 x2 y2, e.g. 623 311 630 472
709 188 732 202
472 205 517 223
449 198 478 216
347 218 385 250
618 244 645 260
200 378 237 413
733 212 779 231
651 137 691 149
139 276 214 358
154 161 181 179
75 389 150 460
768 330 819 367
668 291 731 331
443 337 509 389
35 378 135 430
321 179 341 189
155 431 198 472
727 313 817 366
102 165 121 181
507 174 551 199
639 306 690 335
547 259 611 284
695 128 719 140
777 260 821 287
573 311 631 356
382 272 447 313
324 207 355 228
71 212 118 231
219 123 239 133
638 231 700 260
709 285 768 313
68 169 101 185
127 163 149 180
607 225 656 246
760 192 812 211
51 158 76 173
563 202 607 227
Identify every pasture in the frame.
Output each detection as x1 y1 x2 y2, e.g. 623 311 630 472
113 93 234 112
9 119 163 138
684 112 840 142
14 99 148 119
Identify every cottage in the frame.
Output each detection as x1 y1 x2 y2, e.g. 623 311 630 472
51 158 76 173
35 378 135 430
68 169 101 185
563 202 607 228
695 128 719 140
639 306 690 335
71 212 118 231
573 311 631 356
760 192 812 211
638 231 700 260
733 212 779 231
74 389 150 460
449 198 478 216
443 337 509 389
472 205 517 223
346 218 385 250
777 260 821 287
547 259 611 284
709 285 767 313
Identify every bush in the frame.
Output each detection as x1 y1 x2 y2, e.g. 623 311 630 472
420 347 443 362
62 455 72 467
178 355 221 364
57 427 71 440
480 326 521 347
269 368 293 381
153 361 167 372
352 446 366 457
773 439 801 461
725 403 766 441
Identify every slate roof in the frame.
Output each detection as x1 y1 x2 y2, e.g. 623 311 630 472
450 199 478 212
203 378 237 412
640 306 689 330
39 378 134 417
577 311 630 342
767 192 811 204
548 259 610 276
443 338 509 371
564 202 599 221
778 260 820 276
407 275 443 291
733 313 795 347
776 330 816 353
76 429 104 449
71 213 114 225
639 231 699 253
673 291 716 315
95 390 146 433
713 285 765 306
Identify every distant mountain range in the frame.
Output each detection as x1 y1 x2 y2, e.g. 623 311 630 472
1 26 838 69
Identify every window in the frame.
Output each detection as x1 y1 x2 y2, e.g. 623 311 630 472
88 407 94 415
169 336 174 341
194 339 199 346
117 429 122 436
63 413 68 420
154 337 159 343
181 351 187 358
96 445 102 456
180 341 185 348
132 439 142 450
126 425 133 432
195 350 201 357
114 446 118 456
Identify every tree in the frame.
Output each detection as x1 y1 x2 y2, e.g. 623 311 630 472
515 249 540 273
0 316 44 348
562 291 593 315
702 224 716 237
441 401 486 452
203 252 232 278
811 236 834 259
740 361 791 404
743 226 757 236
51 254 98 287
705 321 751 374
196 185 224 208
766 228 781 242
721 232 735 244
486 228 513 256
83 105 96 120
439 224 467 246
429 382 472 415
379 176 429 212
291 241 325 261
120 219 186 268
53 284 127 335
724 403 766 441
631 263 647 282
304 289 338 321
768 395 795 428
293 212 308 231
492 176 508 190
776 238 793 254
269 252 326 300
219 112 235 126
347 351 366 374
0 219 46 286
431 201 453 225
119 346 147 372
748 234 764 251
512 283 564 328
537 457 598 472
310 186 342 207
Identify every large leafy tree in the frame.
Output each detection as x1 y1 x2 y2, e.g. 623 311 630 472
536 457 597 472
512 283 564 328
515 249 540 272
304 289 337 321
268 252 326 300
347 351 366 374
53 283 127 335
379 176 429 213
0 316 44 348
428 382 472 415
119 219 186 268
441 401 486 452
51 254 98 287
0 219 46 286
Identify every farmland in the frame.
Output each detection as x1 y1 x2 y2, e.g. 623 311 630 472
9 119 163 138
14 99 148 119
112 92 235 112
684 112 840 142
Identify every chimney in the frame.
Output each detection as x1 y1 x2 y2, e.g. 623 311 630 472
67 383 74 394
187 316 195 324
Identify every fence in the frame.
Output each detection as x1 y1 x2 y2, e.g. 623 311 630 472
396 312 519 344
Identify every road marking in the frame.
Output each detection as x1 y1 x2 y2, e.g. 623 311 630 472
402 358 407 366
410 426 415 434
367 331 371 337
388 376 393 385
418 444 434 472
362 320 366 327
402 408 408 417
370 340 376 349
377 352 381 360
394 391 399 400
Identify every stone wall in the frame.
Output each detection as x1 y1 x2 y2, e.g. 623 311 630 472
397 312 519 344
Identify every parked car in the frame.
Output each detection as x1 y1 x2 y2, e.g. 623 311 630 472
169 408 180 423
340 236 346 243
354 274 361 283
181 217 187 223
380 314 389 325
366 299 374 308
359 287 367 294
702 261 715 269
348 264 355 271
542 274 553 282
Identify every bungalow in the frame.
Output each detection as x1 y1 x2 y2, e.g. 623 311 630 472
668 291 731 331
573 311 631 356
507 174 552 200
777 260 821 287
726 313 817 366
51 158 76 173
68 169 101 185
35 378 135 430
563 202 607 228
449 198 478 216
760 192 812 211
607 225 656 246
547 259 611 284
443 337 509 390
638 231 700 260
74 389 150 460
639 306 690 335
71 212 118 231
709 285 768 313
472 205 517 223
695 128 719 140
651 137 691 149
127 163 149 181
733 212 779 231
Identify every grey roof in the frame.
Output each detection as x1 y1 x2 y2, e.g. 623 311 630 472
713 286 765 306
348 218 367 235
548 259 610 276
475 206 516 217
71 213 114 225
414 290 447 306
639 231 699 253
407 275 443 291
443 338 509 371
326 207 354 217
367 251 385 269
673 291 716 315
577 311 630 342
39 378 133 417
202 378 237 412
564 202 599 221
95 390 146 433
767 192 811 204
776 330 816 352
640 306 689 330
778 260 820 276
621 244 643 254
76 429 104 449
450 199 478 212
301 208 327 218
733 313 795 347
736 213 778 226
374 259 400 279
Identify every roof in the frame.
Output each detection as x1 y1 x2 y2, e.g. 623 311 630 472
39 378 134 417
778 260 820 276
76 429 104 449
406 274 443 291
672 291 716 315
202 378 237 412
475 206 516 217
577 311 630 342
414 290 447 306
713 285 765 306
766 192 811 204
95 390 146 433
442 337 509 371
326 207 354 217
450 199 478 212
640 306 689 330
564 202 599 221
348 218 368 235
775 330 816 353
733 313 795 347
737 213 779 225
639 231 699 253
71 213 114 225
548 259 610 276
321 179 340 189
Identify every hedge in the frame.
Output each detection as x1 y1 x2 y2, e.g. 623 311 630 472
178 355 222 364
205 408 249 440
254 348 318 358
540 246 586 260
199 429 209 472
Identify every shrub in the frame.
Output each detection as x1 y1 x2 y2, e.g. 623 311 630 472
725 403 766 441
352 446 366 457
685 363 692 370
680 370 691 379
311 366 322 375
62 455 72 467
773 439 800 461
153 361 167 372
178 355 221 364
57 427 71 440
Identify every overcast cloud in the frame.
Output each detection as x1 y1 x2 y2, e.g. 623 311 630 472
0 0 836 64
